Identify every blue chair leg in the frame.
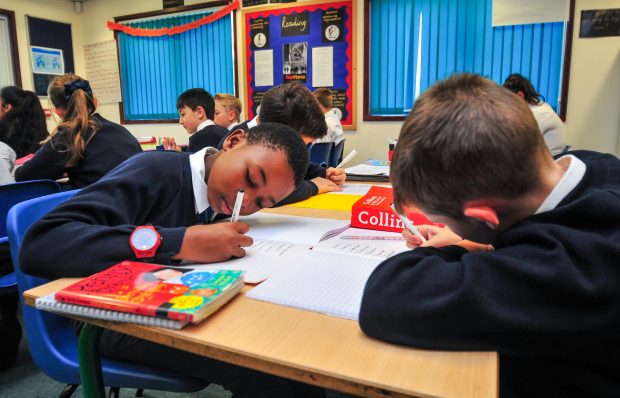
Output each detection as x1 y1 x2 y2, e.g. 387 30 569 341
78 323 106 398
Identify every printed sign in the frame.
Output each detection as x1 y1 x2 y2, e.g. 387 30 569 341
580 9 620 38
322 8 344 42
250 17 270 49
283 42 307 82
31 46 64 75
281 11 309 36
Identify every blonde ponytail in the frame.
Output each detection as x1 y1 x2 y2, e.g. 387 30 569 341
48 74 98 167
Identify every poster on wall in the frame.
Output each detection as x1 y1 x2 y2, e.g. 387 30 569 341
31 46 64 75
84 40 122 104
579 9 620 38
242 0 355 129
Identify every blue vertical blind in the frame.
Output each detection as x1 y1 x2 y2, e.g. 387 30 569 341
118 10 234 121
369 0 566 116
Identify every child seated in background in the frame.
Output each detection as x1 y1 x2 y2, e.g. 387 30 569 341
359 73 620 398
503 73 568 156
312 88 344 144
20 123 325 398
164 88 229 153
14 74 141 188
222 83 346 205
213 93 242 130
0 86 49 159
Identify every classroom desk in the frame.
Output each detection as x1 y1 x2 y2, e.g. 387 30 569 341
23 205 498 398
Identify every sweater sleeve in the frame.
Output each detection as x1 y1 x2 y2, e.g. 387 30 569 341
275 180 319 206
359 232 620 356
14 138 68 182
19 154 188 279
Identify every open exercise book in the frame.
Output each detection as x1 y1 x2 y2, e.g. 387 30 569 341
185 212 409 321
36 261 244 330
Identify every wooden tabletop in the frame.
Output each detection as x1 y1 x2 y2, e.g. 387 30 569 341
24 200 498 398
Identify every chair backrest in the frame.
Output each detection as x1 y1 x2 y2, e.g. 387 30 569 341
309 142 334 167
7 190 81 383
330 139 346 168
0 180 62 238
6 190 208 392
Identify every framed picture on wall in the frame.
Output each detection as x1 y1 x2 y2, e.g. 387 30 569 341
242 0 356 129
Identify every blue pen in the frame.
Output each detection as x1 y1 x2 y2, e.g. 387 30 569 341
390 204 427 242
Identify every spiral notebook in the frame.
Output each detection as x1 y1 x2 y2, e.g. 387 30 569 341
35 293 188 330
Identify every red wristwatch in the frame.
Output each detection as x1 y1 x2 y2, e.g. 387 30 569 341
129 226 161 259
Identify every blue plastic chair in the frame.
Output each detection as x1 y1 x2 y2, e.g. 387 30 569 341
330 139 346 168
0 180 63 296
7 191 207 398
309 142 334 167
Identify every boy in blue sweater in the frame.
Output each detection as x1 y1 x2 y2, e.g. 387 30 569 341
21 123 325 397
359 74 620 397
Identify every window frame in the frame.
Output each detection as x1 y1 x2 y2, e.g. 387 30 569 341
114 1 238 124
0 8 22 87
362 0 575 122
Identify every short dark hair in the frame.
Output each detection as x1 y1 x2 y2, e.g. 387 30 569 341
246 122 309 187
502 73 543 105
391 73 546 218
259 84 327 139
176 88 215 120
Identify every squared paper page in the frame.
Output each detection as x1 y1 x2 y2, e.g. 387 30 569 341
181 240 309 283
240 212 350 245
313 228 409 260
246 251 381 320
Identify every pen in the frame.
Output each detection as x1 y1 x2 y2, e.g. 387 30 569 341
230 189 244 222
390 204 427 242
336 149 358 168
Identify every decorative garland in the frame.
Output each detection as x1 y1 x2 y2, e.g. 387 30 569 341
107 0 239 37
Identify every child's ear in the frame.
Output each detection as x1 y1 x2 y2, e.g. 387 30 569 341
463 203 499 230
196 106 206 119
221 129 247 151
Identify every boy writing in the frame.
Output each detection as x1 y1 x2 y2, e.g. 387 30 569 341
359 74 620 397
164 88 229 153
20 123 324 397
223 83 347 204
213 93 242 130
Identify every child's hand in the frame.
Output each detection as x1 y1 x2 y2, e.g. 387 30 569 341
325 167 346 187
174 222 253 263
163 137 181 152
311 177 342 194
403 226 494 252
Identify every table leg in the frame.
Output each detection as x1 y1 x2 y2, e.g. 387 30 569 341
78 323 105 398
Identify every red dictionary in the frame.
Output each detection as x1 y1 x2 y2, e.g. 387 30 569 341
351 186 440 233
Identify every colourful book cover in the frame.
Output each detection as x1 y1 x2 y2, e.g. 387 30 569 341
54 261 244 324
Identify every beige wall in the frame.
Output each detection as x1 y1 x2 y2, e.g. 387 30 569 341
1 0 618 159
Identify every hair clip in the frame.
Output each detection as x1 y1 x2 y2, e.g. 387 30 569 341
63 79 93 102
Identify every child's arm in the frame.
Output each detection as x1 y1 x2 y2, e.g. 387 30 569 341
14 138 67 182
173 223 253 263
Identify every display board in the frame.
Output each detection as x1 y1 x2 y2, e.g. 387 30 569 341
242 0 355 129
27 16 74 96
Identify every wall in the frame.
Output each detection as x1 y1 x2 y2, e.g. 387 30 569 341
1 0 618 160
565 0 620 155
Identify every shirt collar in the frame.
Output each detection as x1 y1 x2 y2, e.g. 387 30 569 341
247 116 258 129
197 119 215 132
189 146 218 215
535 155 586 214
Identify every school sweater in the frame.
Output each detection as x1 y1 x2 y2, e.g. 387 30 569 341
186 123 229 153
220 120 326 205
20 151 195 279
359 150 620 398
14 114 141 188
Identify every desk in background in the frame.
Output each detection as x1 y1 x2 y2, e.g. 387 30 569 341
24 205 498 398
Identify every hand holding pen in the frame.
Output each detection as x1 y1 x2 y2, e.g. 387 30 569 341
390 204 427 242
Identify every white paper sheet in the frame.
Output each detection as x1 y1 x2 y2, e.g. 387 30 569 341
312 46 334 87
254 50 274 87
313 227 409 260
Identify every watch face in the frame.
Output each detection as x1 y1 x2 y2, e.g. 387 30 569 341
131 228 158 250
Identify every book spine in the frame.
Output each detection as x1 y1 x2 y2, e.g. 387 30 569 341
351 207 405 233
55 291 191 322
